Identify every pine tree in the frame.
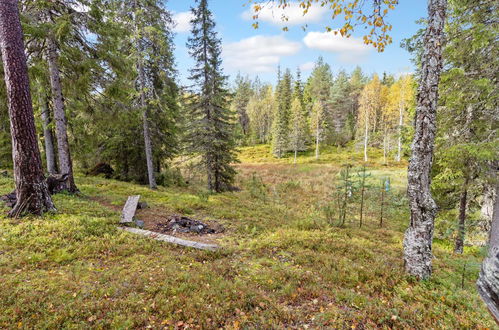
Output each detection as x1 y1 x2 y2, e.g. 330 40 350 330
0 0 55 216
330 70 354 144
289 97 307 163
272 68 292 158
232 74 252 137
186 0 237 192
305 57 333 146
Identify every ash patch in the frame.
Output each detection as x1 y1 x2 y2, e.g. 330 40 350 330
155 215 224 235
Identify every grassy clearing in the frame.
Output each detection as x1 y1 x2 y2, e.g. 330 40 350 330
0 146 493 328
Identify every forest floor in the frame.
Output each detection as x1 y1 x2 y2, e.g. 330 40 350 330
0 145 494 328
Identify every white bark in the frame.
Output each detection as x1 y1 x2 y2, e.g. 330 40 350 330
315 116 320 160
403 0 447 280
364 115 369 162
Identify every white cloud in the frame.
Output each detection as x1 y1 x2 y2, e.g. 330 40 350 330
303 31 371 63
299 61 315 72
173 12 193 33
223 35 301 73
242 2 328 27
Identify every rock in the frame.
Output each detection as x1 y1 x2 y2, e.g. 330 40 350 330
135 219 145 228
137 201 149 209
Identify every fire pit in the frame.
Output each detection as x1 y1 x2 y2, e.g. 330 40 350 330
154 215 224 235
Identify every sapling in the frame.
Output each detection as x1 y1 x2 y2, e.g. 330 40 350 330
355 165 371 228
337 164 354 226
379 177 391 227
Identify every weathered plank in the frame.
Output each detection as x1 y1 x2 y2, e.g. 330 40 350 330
118 227 220 251
120 195 140 224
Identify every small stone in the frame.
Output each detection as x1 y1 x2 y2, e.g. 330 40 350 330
135 220 145 228
137 202 149 209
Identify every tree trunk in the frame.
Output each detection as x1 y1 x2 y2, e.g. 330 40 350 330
403 0 447 280
397 102 404 162
477 179 499 324
0 0 55 217
315 117 320 160
46 36 78 193
294 148 297 164
455 179 468 254
364 116 369 162
133 1 157 190
383 131 387 165
38 87 57 175
138 64 157 189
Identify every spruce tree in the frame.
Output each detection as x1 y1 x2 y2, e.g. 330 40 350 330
272 68 292 158
232 74 252 137
186 0 237 192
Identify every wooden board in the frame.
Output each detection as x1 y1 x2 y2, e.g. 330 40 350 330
118 227 220 251
120 195 140 224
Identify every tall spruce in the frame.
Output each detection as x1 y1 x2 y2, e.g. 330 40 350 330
94 0 179 185
272 68 292 158
186 0 237 192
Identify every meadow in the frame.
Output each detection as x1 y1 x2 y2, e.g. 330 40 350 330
0 146 493 328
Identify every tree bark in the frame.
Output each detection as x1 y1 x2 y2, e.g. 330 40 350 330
138 62 157 189
455 179 468 254
403 0 447 280
397 102 404 162
0 0 55 216
315 116 320 160
46 36 78 193
133 0 157 190
477 179 499 324
38 87 57 175
364 114 369 162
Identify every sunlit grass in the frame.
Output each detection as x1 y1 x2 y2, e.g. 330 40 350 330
0 146 492 328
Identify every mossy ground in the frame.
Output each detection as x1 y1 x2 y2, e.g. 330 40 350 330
0 146 494 328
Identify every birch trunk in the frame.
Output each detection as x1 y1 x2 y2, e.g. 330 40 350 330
364 115 369 162
46 36 78 193
315 116 320 160
397 102 404 162
477 178 499 323
0 0 55 216
38 88 57 175
403 0 447 280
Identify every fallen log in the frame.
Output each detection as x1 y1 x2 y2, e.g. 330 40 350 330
118 227 220 251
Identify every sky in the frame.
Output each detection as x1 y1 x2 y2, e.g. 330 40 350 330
167 1 427 86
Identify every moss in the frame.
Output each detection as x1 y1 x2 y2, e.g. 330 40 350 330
0 146 493 328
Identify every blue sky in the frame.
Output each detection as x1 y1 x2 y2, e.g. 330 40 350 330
168 1 427 86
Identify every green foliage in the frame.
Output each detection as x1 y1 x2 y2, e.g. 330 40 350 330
185 0 237 192
271 68 292 158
